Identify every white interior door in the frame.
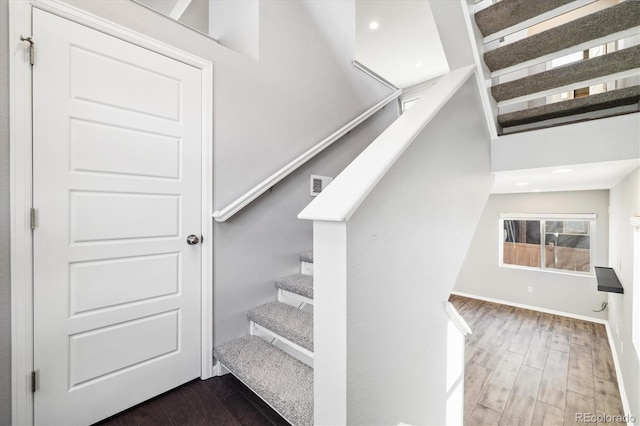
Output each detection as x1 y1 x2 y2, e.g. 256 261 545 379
32 9 203 424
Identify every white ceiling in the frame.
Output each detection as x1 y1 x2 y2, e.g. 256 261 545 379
355 0 450 89
491 159 640 194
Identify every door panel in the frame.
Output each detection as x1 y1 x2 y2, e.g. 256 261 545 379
32 9 203 425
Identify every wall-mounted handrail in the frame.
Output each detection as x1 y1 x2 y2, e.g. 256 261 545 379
298 65 476 223
212 89 401 222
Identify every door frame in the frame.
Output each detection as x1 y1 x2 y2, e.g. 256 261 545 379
9 1 214 424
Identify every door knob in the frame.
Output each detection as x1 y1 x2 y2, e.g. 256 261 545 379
186 234 200 245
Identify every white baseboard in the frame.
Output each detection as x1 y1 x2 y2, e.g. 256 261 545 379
450 291 632 424
602 322 633 426
211 361 230 377
450 291 607 324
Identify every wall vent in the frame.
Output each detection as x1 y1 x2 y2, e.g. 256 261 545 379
310 175 333 197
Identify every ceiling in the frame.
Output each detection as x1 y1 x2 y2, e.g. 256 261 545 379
355 0 450 89
491 159 640 194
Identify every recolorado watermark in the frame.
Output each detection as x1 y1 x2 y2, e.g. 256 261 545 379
575 413 636 423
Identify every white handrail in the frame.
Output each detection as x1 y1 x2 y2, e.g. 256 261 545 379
298 66 476 223
212 89 402 222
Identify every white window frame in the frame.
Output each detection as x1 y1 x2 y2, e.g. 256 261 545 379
499 213 597 277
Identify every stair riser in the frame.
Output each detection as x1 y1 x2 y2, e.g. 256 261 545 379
301 261 313 276
278 288 314 307
250 322 314 366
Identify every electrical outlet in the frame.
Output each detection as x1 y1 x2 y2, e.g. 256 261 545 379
527 286 533 293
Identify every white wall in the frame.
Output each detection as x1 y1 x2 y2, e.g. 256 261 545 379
608 167 640 420
454 190 610 320
492 114 640 172
1 0 396 417
344 76 492 425
0 0 11 422
213 105 398 345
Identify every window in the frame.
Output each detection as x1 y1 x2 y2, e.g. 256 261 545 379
500 214 596 275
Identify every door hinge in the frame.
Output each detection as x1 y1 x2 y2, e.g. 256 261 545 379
30 208 37 230
31 370 38 393
20 36 34 65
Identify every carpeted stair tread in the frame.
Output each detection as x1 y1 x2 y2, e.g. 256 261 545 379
475 0 574 38
214 335 313 426
492 45 640 102
484 1 640 72
275 274 313 299
299 250 313 264
248 301 313 352
498 85 640 127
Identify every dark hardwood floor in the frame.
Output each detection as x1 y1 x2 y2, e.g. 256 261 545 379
96 373 288 426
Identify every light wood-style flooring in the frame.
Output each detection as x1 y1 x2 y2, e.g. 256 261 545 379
449 294 625 426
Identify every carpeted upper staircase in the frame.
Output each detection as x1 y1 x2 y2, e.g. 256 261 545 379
473 0 640 133
214 251 315 426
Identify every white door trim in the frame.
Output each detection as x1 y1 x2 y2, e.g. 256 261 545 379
9 2 214 424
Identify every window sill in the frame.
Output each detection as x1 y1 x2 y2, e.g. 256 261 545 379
499 263 594 278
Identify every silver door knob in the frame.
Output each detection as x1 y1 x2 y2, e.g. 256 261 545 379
186 234 200 245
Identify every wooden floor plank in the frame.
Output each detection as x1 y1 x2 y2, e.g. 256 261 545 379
550 316 572 354
464 362 493 424
594 378 625 419
564 390 596 426
508 310 538 355
499 365 543 426
467 404 502 426
523 328 552 370
571 319 593 347
531 401 565 426
567 343 595 398
478 351 524 413
593 323 608 340
167 382 241 426
130 395 174 426
592 336 617 381
538 349 570 409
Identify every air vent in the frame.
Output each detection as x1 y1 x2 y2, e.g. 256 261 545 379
310 175 333 197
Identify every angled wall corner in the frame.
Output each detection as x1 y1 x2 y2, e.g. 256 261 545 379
209 0 259 61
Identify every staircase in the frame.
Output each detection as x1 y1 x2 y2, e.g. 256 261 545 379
214 251 315 426
473 0 640 134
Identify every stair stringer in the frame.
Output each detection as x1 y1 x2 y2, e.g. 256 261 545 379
300 70 493 425
430 0 501 139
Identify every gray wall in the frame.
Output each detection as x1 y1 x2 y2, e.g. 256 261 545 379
1 0 11 423
1 0 394 420
213 105 398 345
608 167 640 420
346 77 493 425
454 190 610 320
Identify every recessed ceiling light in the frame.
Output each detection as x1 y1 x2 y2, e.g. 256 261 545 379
369 21 379 30
516 182 529 186
552 168 574 174
415 62 423 68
